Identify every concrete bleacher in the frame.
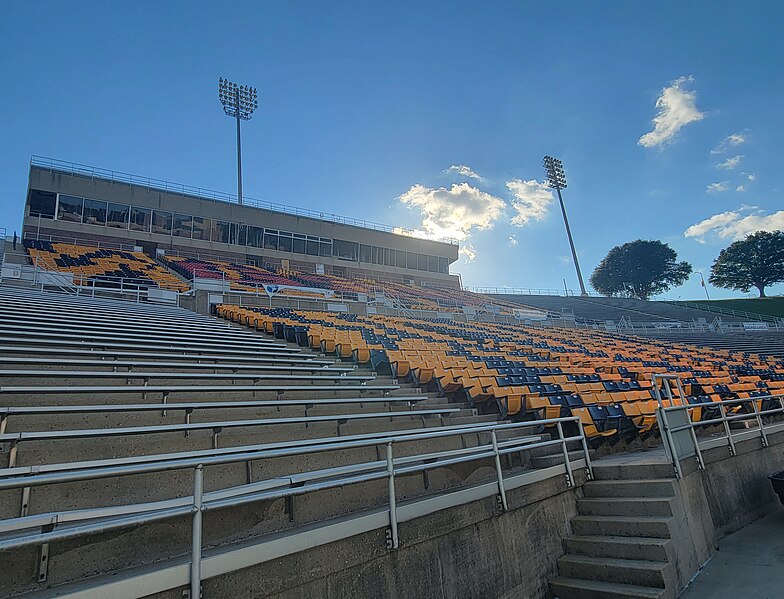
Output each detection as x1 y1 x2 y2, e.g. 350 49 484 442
491 293 754 325
1 286 583 598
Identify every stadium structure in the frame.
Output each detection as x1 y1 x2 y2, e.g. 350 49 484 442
1 155 784 599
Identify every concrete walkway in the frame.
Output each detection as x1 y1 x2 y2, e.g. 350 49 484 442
680 508 784 598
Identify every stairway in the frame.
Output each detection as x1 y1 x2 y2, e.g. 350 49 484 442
550 462 679 599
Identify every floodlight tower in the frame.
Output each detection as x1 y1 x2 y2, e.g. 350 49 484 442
219 78 259 205
543 156 587 296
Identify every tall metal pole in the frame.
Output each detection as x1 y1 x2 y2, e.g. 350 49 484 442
235 88 243 206
555 186 587 296
698 271 711 300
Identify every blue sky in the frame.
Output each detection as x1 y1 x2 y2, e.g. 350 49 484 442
2 1 783 299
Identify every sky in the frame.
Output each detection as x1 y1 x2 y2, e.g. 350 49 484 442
2 1 783 300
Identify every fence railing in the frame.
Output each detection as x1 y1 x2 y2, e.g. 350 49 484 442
30 155 458 245
0 415 591 598
652 373 784 478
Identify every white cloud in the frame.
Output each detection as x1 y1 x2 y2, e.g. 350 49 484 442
746 173 756 181
684 206 784 242
638 76 706 148
459 243 477 262
558 255 571 264
398 182 506 241
711 132 747 154
706 181 729 193
716 155 743 170
736 185 746 192
506 179 554 226
508 235 518 247
443 164 483 180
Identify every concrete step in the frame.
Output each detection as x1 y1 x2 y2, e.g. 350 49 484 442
583 479 675 499
592 462 675 481
531 450 592 469
571 515 672 538
564 535 671 561
556 554 671 588
577 497 673 517
550 576 666 599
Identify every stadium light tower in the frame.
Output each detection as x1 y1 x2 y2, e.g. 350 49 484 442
543 155 588 296
219 78 259 206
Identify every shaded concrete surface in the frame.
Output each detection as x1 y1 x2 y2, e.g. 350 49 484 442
680 508 784 599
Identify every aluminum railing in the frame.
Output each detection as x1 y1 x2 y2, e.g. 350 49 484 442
652 373 784 478
0 415 591 598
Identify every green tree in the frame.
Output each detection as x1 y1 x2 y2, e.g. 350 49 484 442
590 240 692 300
709 230 784 298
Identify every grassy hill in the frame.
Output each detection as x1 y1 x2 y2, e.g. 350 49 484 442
688 297 784 319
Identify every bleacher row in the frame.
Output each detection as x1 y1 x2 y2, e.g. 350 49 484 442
24 239 188 292
216 305 784 441
3 286 575 597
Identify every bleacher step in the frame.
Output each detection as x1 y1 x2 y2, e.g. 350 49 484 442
576 497 673 517
564 535 671 561
550 576 666 599
556 554 671 588
530 450 594 469
591 462 675 481
582 479 675 498
570 515 672 538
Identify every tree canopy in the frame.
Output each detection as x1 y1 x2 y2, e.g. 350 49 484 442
709 230 784 298
590 239 692 300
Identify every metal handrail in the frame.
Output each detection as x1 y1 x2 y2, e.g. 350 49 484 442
30 155 459 245
0 414 591 598
656 389 784 478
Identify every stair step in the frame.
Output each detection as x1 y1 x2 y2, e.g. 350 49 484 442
592 462 675 481
531 450 591 469
557 554 671 588
571 515 671 538
550 576 666 599
583 479 675 499
564 535 670 561
577 497 673 517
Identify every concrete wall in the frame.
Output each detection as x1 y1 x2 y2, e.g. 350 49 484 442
157 470 587 599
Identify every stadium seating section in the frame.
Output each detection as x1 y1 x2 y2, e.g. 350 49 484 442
218 305 784 441
25 239 188 292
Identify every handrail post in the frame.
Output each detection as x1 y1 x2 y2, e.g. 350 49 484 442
657 406 683 478
556 421 574 487
751 397 769 447
718 403 736 456
491 430 508 511
575 419 593 480
191 464 204 599
385 442 399 549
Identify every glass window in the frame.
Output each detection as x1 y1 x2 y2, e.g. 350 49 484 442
247 225 263 248
406 252 417 270
428 255 439 272
107 203 129 229
129 207 151 232
438 257 449 274
319 241 332 257
82 199 107 226
396 250 407 268
418 254 428 271
152 210 173 235
292 234 306 254
263 230 278 250
334 239 358 261
192 216 209 240
384 248 395 267
57 195 83 223
306 238 320 256
28 190 56 219
237 224 247 246
278 232 293 253
360 244 372 263
173 213 193 238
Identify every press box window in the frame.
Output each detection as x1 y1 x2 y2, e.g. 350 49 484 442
82 199 107 226
107 203 130 229
57 195 83 223
28 190 56 219
152 211 173 235
173 213 193 238
129 207 151 232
